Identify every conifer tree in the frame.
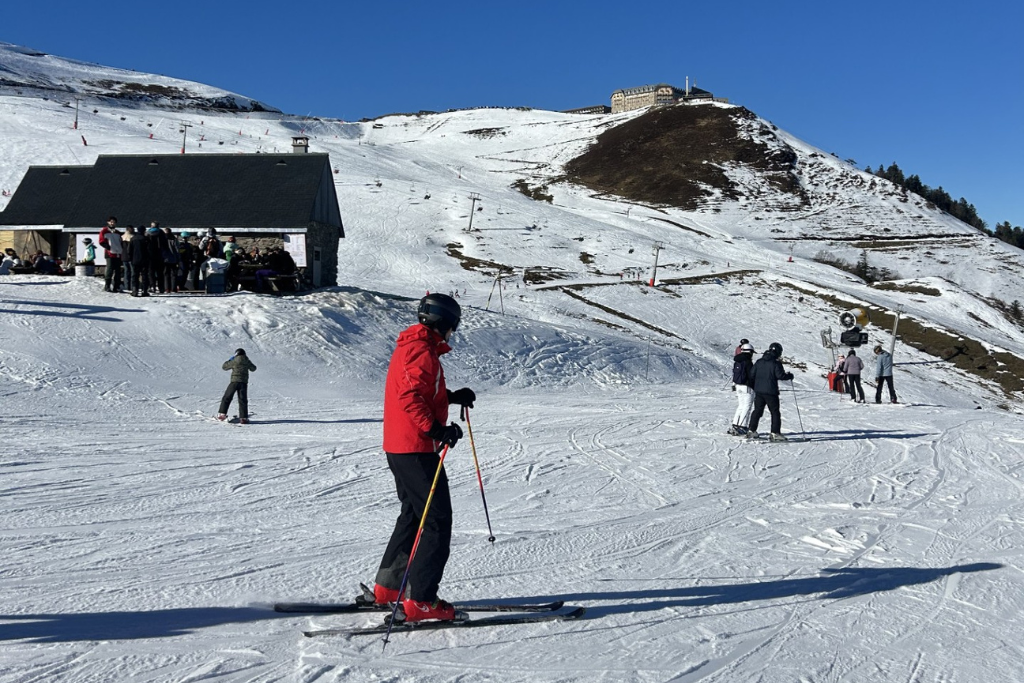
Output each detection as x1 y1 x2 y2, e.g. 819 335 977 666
885 162 905 185
855 250 871 281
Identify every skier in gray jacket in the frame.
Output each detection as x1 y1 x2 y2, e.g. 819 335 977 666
873 345 898 404
841 350 865 403
218 348 257 423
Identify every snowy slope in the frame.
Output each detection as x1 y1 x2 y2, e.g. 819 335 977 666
2 45 1024 683
0 41 277 112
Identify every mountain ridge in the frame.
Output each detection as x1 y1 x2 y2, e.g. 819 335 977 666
1 42 1022 403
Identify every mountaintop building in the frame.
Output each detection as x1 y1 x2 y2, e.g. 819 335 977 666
611 80 716 113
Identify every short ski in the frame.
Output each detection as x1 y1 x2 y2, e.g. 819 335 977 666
275 599 565 614
302 606 586 637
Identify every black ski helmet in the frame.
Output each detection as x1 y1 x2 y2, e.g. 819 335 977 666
768 342 783 357
418 293 461 335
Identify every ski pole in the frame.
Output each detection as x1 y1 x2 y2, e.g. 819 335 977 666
382 443 450 653
789 380 806 439
462 406 495 544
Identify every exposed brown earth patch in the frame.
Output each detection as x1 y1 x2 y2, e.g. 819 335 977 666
564 105 801 209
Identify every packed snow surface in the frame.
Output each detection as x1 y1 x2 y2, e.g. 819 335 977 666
2 43 1024 682
3 276 1023 682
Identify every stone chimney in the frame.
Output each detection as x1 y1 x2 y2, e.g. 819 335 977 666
291 135 309 154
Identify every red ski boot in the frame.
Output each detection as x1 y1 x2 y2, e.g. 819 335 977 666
401 598 461 623
373 584 401 605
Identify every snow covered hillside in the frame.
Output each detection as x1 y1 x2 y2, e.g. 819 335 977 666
0 41 277 112
2 44 1024 682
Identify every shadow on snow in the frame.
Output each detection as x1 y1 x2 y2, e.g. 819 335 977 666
519 563 1003 618
0 606 293 643
0 564 1002 640
0 299 143 321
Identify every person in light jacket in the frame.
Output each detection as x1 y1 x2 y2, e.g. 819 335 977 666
842 349 865 403
728 343 756 435
873 345 898 404
218 348 257 423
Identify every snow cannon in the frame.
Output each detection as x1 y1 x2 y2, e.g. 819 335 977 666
839 308 869 347
838 307 869 329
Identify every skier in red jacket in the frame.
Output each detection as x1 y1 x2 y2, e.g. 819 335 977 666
372 293 476 622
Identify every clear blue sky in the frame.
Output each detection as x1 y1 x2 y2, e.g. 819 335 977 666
4 0 1022 228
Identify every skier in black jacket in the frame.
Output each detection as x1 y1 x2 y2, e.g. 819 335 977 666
746 342 794 442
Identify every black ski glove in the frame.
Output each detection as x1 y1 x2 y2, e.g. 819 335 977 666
428 420 463 448
447 387 476 408
784 373 794 381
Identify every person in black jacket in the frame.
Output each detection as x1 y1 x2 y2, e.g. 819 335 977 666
128 229 150 296
746 342 794 442
146 226 166 293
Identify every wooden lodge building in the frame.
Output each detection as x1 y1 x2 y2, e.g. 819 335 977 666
0 144 345 287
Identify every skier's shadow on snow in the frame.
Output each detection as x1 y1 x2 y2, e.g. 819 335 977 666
0 606 294 643
532 563 1002 618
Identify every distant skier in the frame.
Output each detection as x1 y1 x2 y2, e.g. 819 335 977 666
728 342 755 435
371 293 476 623
841 349 866 403
218 348 257 424
745 342 794 442
873 345 898 404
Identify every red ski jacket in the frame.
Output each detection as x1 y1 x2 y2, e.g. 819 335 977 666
383 323 451 454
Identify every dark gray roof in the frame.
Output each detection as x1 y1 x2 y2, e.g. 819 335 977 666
0 165 92 225
1 153 344 236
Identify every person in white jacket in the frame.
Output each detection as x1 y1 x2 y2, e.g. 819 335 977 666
728 343 756 435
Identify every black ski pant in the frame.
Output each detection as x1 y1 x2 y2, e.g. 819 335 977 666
123 260 134 292
131 264 150 296
190 256 207 290
875 375 897 403
218 381 249 418
748 393 782 435
846 374 865 402
375 451 452 603
104 256 123 292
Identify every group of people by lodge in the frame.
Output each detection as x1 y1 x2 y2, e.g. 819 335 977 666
92 216 298 295
2 217 300 293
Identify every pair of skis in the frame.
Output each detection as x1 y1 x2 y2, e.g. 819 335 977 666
275 585 585 637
